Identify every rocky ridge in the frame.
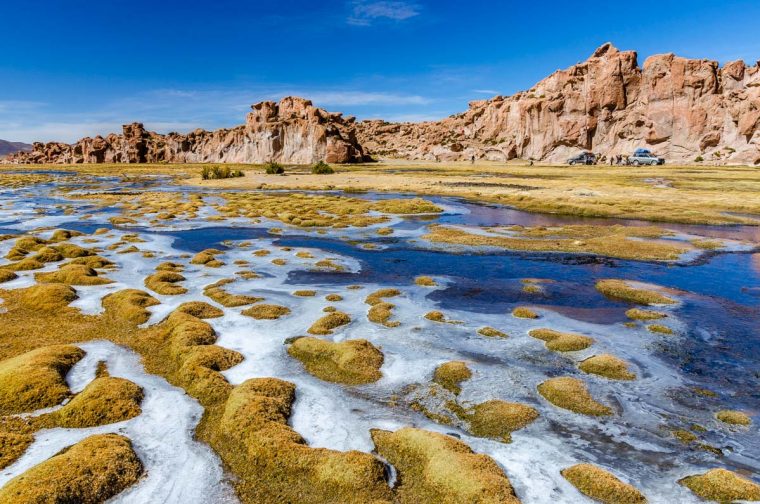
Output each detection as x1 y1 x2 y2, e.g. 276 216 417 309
8 97 368 165
356 43 760 165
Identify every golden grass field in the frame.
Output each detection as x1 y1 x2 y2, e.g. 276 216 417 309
4 159 760 226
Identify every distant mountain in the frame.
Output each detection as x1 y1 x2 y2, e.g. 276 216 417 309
0 139 32 157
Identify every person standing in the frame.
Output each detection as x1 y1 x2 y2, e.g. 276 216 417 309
471 155 475 165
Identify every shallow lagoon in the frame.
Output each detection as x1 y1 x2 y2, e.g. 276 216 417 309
0 171 758 503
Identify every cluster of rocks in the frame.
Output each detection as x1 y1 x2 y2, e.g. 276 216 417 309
356 43 760 165
8 44 760 165
8 97 369 165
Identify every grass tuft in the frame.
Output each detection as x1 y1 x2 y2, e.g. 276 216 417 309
307 311 351 335
561 463 646 503
537 377 612 416
433 361 472 395
529 328 594 352
596 279 675 305
287 337 383 385
679 468 760 502
578 354 636 380
242 304 291 320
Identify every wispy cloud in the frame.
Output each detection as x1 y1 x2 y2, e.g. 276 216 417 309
0 86 434 143
347 1 420 26
472 89 500 95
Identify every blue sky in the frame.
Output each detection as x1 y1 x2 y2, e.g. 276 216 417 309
2 0 760 143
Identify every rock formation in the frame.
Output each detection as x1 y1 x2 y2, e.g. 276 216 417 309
9 97 369 164
7 44 760 165
356 43 760 165
0 140 32 157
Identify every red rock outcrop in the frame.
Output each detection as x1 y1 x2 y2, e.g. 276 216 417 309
356 43 760 165
9 97 369 164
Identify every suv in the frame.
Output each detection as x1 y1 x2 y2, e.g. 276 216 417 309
628 149 665 166
567 152 596 165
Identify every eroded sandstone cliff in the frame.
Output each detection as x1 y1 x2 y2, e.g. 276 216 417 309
9 97 368 164
356 43 760 165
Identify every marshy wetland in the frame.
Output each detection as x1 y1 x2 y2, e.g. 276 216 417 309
0 163 759 503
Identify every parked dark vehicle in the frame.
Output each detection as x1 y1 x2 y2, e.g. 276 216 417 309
628 148 665 166
567 152 597 165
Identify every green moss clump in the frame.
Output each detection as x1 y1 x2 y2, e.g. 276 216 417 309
578 354 636 380
0 434 143 503
468 400 539 443
537 377 612 416
647 324 673 335
0 345 85 415
596 279 676 305
35 263 113 286
371 427 520 503
433 361 472 395
40 376 143 428
287 337 383 384
529 328 594 352
679 468 760 502
625 308 667 320
242 304 291 320
144 271 187 295
176 301 224 319
307 311 351 335
102 289 159 325
715 410 751 426
561 463 646 503
216 378 392 502
512 306 539 319
0 269 18 283
478 326 508 338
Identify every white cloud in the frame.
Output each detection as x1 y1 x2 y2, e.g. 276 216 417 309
347 1 420 26
472 89 500 95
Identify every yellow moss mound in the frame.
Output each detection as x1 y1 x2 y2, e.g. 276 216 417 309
0 432 35 470
156 261 184 272
537 377 612 416
54 243 93 258
529 328 594 352
177 301 224 319
204 279 262 306
145 271 187 295
433 361 472 395
371 427 520 503
478 326 508 338
596 279 675 305
424 310 446 322
293 289 317 297
561 464 646 504
578 354 636 380
0 345 85 415
217 378 393 503
679 468 760 503
368 302 400 327
3 257 44 271
372 198 442 215
69 255 115 269
625 308 667 320
17 283 78 311
325 293 343 302
287 337 383 385
468 400 539 443
102 289 159 325
307 311 351 335
512 307 539 319
0 269 18 283
35 263 113 286
715 410 752 426
365 288 401 306
41 376 143 428
191 248 225 267
32 246 63 263
0 434 143 504
415 276 437 287
242 304 292 320
647 324 673 335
